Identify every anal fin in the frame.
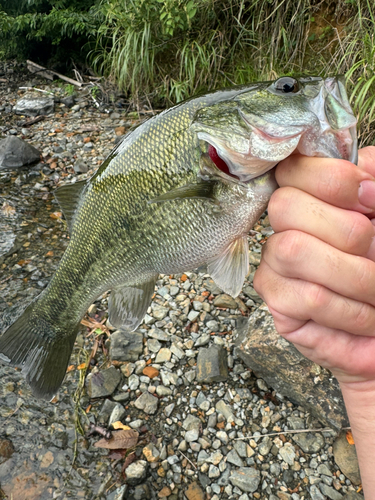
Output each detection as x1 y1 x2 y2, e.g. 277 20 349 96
108 276 158 331
207 236 249 298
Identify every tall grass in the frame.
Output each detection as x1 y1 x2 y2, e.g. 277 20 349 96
90 0 317 104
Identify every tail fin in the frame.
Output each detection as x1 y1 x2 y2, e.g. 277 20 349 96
0 302 78 400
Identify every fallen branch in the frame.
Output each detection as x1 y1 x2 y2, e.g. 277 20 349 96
27 60 83 87
234 426 351 440
178 450 197 469
19 116 45 127
19 86 54 95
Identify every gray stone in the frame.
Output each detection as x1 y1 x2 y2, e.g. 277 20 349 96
151 303 169 320
148 328 170 341
155 348 172 363
128 374 140 391
215 400 234 422
234 305 348 429
196 345 228 383
278 444 296 465
234 440 248 458
342 493 365 500
147 338 161 353
98 399 117 424
185 428 199 442
108 403 126 426
206 320 219 331
226 449 244 467
110 330 143 362
170 343 184 359
125 460 147 485
229 467 260 493
182 415 201 431
292 432 325 454
333 432 361 485
317 464 332 476
0 136 40 169
73 159 88 173
318 483 343 500
208 465 220 478
194 334 210 347
106 484 128 500
87 366 121 398
187 310 200 322
61 95 75 108
164 403 175 417
258 437 272 456
14 97 54 117
242 285 262 303
156 385 172 397
213 294 238 309
310 485 326 500
134 392 159 415
131 484 150 500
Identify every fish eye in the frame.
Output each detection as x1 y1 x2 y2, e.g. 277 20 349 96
274 77 299 93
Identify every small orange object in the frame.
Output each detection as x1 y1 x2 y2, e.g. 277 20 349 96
50 212 62 219
45 251 54 257
181 274 188 282
346 430 355 445
83 137 92 143
77 362 87 370
85 404 92 413
143 366 159 379
66 365 75 373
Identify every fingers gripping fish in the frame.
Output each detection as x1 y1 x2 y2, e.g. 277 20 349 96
0 76 357 399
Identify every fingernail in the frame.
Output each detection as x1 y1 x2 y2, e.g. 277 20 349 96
358 180 375 210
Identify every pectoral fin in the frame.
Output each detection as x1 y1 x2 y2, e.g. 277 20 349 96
108 276 158 331
207 236 249 298
149 182 219 205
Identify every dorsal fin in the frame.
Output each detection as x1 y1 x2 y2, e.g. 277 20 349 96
54 180 87 234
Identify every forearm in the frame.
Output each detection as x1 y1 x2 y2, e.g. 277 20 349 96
339 380 375 499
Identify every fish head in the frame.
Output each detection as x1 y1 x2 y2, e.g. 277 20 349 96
192 76 357 183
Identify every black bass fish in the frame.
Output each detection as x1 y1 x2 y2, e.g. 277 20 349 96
0 76 357 399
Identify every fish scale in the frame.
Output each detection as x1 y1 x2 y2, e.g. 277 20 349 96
0 76 358 399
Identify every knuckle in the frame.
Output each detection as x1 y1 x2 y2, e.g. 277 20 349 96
354 258 374 296
318 165 348 201
304 283 328 312
344 214 374 254
275 230 307 267
268 187 295 228
354 302 374 333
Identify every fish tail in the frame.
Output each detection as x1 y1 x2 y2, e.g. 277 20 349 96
0 301 78 400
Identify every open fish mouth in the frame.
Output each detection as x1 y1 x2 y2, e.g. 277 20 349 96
194 75 358 183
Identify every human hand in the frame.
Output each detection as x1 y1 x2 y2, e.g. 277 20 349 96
253 147 375 386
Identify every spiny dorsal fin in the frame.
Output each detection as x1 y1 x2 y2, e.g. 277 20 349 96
108 275 158 331
54 180 87 234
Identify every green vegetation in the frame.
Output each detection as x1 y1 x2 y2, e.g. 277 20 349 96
0 0 102 67
0 0 374 143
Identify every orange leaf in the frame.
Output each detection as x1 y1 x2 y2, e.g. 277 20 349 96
50 212 62 219
45 251 54 257
66 365 75 373
85 404 92 413
77 363 87 370
181 274 188 282
346 431 355 445
112 421 131 430
94 429 138 450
